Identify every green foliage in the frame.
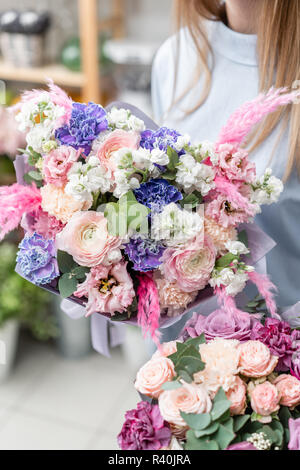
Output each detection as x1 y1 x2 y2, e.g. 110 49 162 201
168 335 206 383
0 241 58 340
237 229 249 248
166 146 179 171
104 190 150 237
57 250 89 299
215 252 238 269
179 191 203 209
243 294 267 314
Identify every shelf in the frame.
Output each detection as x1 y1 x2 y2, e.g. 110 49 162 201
0 60 85 88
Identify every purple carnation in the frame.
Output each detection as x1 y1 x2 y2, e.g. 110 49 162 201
55 102 108 155
118 401 171 451
181 309 254 343
17 233 59 285
140 127 185 154
134 178 182 213
124 237 165 272
250 318 300 371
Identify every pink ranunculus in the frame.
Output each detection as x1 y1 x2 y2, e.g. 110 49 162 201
288 418 300 450
96 129 140 172
74 260 135 316
162 236 216 293
273 374 300 408
43 146 81 187
226 376 247 415
216 143 256 183
135 356 176 399
250 381 280 422
238 340 278 378
55 211 121 267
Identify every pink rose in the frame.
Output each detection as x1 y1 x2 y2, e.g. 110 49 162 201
250 381 280 421
162 236 216 293
135 356 175 399
96 129 140 172
55 211 121 267
43 146 81 187
152 341 178 359
238 340 278 377
74 260 135 316
158 382 212 428
226 376 247 415
274 374 300 408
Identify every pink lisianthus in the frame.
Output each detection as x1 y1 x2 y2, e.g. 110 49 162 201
43 146 81 187
216 143 256 183
21 206 65 239
96 129 140 172
205 194 252 228
55 211 122 267
74 261 135 316
161 236 216 293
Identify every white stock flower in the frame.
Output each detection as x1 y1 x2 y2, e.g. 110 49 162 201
127 114 146 132
150 148 169 166
198 140 218 164
113 169 140 198
209 267 249 296
132 147 152 170
152 202 204 246
225 240 249 256
173 134 190 152
26 125 53 153
175 154 215 195
251 168 283 206
107 106 145 132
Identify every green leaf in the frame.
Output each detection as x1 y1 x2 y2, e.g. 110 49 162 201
194 422 219 438
110 312 130 322
185 334 206 348
180 412 211 430
178 370 193 383
23 172 43 188
212 423 236 450
211 388 231 421
176 355 205 376
57 250 77 274
233 415 250 432
58 273 78 299
72 266 89 280
238 229 249 248
161 381 182 391
179 192 203 209
162 171 176 181
215 252 238 268
167 146 179 171
184 430 219 450
28 170 43 181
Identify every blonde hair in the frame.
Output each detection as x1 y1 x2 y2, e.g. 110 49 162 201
173 0 300 181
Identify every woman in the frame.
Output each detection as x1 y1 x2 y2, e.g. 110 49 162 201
152 0 300 308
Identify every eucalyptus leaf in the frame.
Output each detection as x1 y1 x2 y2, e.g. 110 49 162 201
57 250 77 274
184 430 219 451
194 422 219 438
180 412 211 430
58 273 78 299
161 381 182 391
28 170 43 181
212 423 236 450
233 414 250 432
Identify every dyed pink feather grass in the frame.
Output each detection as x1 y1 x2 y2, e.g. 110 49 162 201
215 287 251 319
214 175 255 216
0 183 42 241
137 273 162 349
248 271 280 319
217 87 300 147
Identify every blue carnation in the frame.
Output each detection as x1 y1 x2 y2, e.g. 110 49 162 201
140 127 186 155
134 178 183 213
124 237 165 272
55 102 108 155
17 233 59 285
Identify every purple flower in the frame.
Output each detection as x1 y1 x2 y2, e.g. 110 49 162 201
134 178 182 213
291 353 300 380
124 237 165 272
181 309 254 343
250 318 300 371
55 102 108 155
288 418 300 450
118 401 171 450
17 233 59 285
140 127 185 154
227 441 257 451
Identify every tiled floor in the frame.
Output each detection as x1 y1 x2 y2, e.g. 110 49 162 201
0 333 141 450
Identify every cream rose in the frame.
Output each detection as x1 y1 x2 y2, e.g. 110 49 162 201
134 356 175 399
274 374 300 408
238 340 278 377
226 376 247 415
158 382 212 428
250 381 280 422
55 211 121 267
152 341 178 359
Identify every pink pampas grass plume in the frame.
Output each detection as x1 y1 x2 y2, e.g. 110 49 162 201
0 183 42 241
137 273 162 349
217 87 300 147
247 271 280 319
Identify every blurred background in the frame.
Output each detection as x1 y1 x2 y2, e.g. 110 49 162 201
0 0 172 450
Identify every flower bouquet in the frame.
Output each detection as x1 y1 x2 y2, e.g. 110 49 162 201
118 310 300 450
0 81 298 345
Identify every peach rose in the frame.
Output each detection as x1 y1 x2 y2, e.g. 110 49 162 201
55 210 121 267
96 129 140 172
238 340 278 378
158 382 212 428
135 357 175 399
152 341 178 359
274 374 300 408
250 381 280 422
226 376 247 415
41 184 91 224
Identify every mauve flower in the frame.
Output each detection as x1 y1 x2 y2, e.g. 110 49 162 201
17 233 59 285
288 418 300 450
43 145 81 187
118 401 171 451
181 309 253 343
55 102 108 155
74 260 135 316
227 442 257 450
124 237 165 272
250 318 300 371
291 353 300 381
